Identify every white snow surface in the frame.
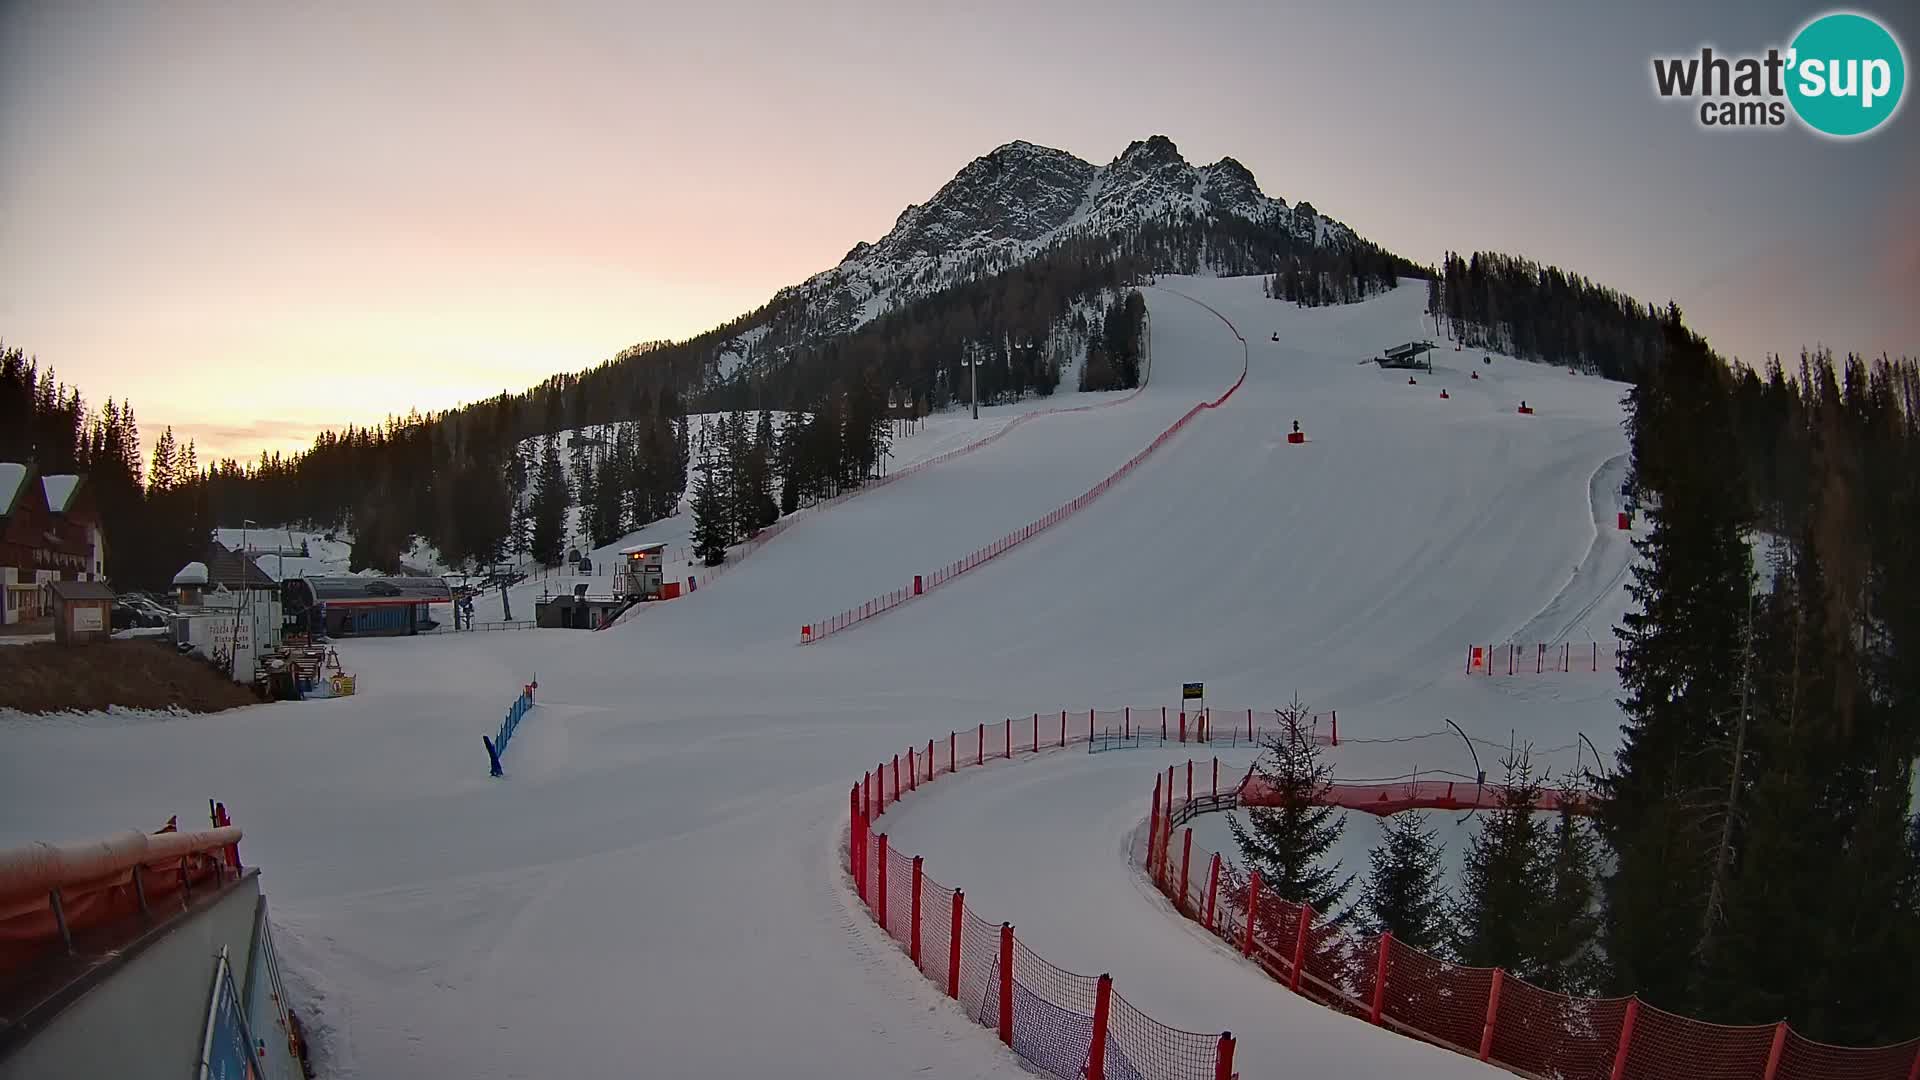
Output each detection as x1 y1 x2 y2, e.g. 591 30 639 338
0 276 1637 1079
0 462 25 510
40 474 80 512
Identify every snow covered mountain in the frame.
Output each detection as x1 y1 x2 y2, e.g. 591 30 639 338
706 135 1364 381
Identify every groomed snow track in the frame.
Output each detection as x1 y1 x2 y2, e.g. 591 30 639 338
2 276 1657 1079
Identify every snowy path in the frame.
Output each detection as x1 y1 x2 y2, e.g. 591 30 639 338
874 744 1506 1080
0 276 1636 1078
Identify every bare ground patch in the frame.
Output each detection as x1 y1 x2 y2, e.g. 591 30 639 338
0 639 261 714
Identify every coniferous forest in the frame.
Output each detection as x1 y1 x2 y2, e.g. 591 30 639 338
1428 251 1676 382
1236 319 1920 1044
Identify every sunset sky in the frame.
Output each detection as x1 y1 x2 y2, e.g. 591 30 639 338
3 1 1915 464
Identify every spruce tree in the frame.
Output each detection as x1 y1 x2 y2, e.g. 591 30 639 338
1535 798 1604 994
1360 811 1450 953
1228 698 1353 917
1453 750 1550 977
1600 312 1753 1008
529 435 570 566
689 457 728 567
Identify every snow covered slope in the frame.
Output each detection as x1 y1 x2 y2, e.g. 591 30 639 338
0 276 1635 1079
720 136 1361 380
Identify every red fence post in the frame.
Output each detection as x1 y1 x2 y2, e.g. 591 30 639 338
1214 1033 1236 1080
1331 709 1339 746
1370 931 1392 1025
950 731 957 773
1479 968 1504 1062
1213 756 1219 797
928 739 935 782
948 889 964 999
1088 974 1112 1080
849 784 861 871
893 754 901 798
1060 710 1066 748
1609 998 1640 1080
910 856 924 966
1179 710 1187 743
908 747 917 791
1186 759 1193 803
1760 1022 1787 1080
1290 903 1312 991
1179 828 1193 913
977 723 984 765
1908 1043 1920 1080
1162 706 1168 740
1124 706 1130 738
1033 713 1039 753
1148 776 1163 878
1243 872 1261 957
998 923 1014 1047
876 834 890 929
1204 853 1221 929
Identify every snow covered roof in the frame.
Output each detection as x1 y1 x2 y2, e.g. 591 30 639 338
253 555 331 581
41 474 80 512
212 526 303 552
0 463 26 515
173 561 210 586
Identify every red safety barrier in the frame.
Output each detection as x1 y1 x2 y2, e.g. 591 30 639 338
1468 640 1625 675
0 821 246 974
1153 790 1920 1080
800 291 1251 645
846 706 1244 1080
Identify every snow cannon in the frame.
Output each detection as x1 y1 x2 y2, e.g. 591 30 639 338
1440 389 1450 400
1517 401 1535 415
1287 420 1305 444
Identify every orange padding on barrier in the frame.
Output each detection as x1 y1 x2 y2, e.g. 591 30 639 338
0 843 238 974
0 827 241 908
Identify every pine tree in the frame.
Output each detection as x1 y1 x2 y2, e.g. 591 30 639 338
689 456 728 567
1535 799 1605 994
575 455 598 548
529 435 570 566
1600 312 1753 1008
1453 750 1550 977
150 427 178 492
1228 698 1354 916
1360 812 1450 953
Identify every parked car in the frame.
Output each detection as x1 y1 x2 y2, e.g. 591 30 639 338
114 595 170 628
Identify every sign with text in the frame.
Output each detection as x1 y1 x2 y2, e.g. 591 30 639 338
1181 682 1204 700
200 949 259 1080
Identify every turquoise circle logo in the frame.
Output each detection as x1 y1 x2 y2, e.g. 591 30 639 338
1787 12 1906 137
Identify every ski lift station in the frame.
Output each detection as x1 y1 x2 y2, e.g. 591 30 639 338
1376 340 1437 371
